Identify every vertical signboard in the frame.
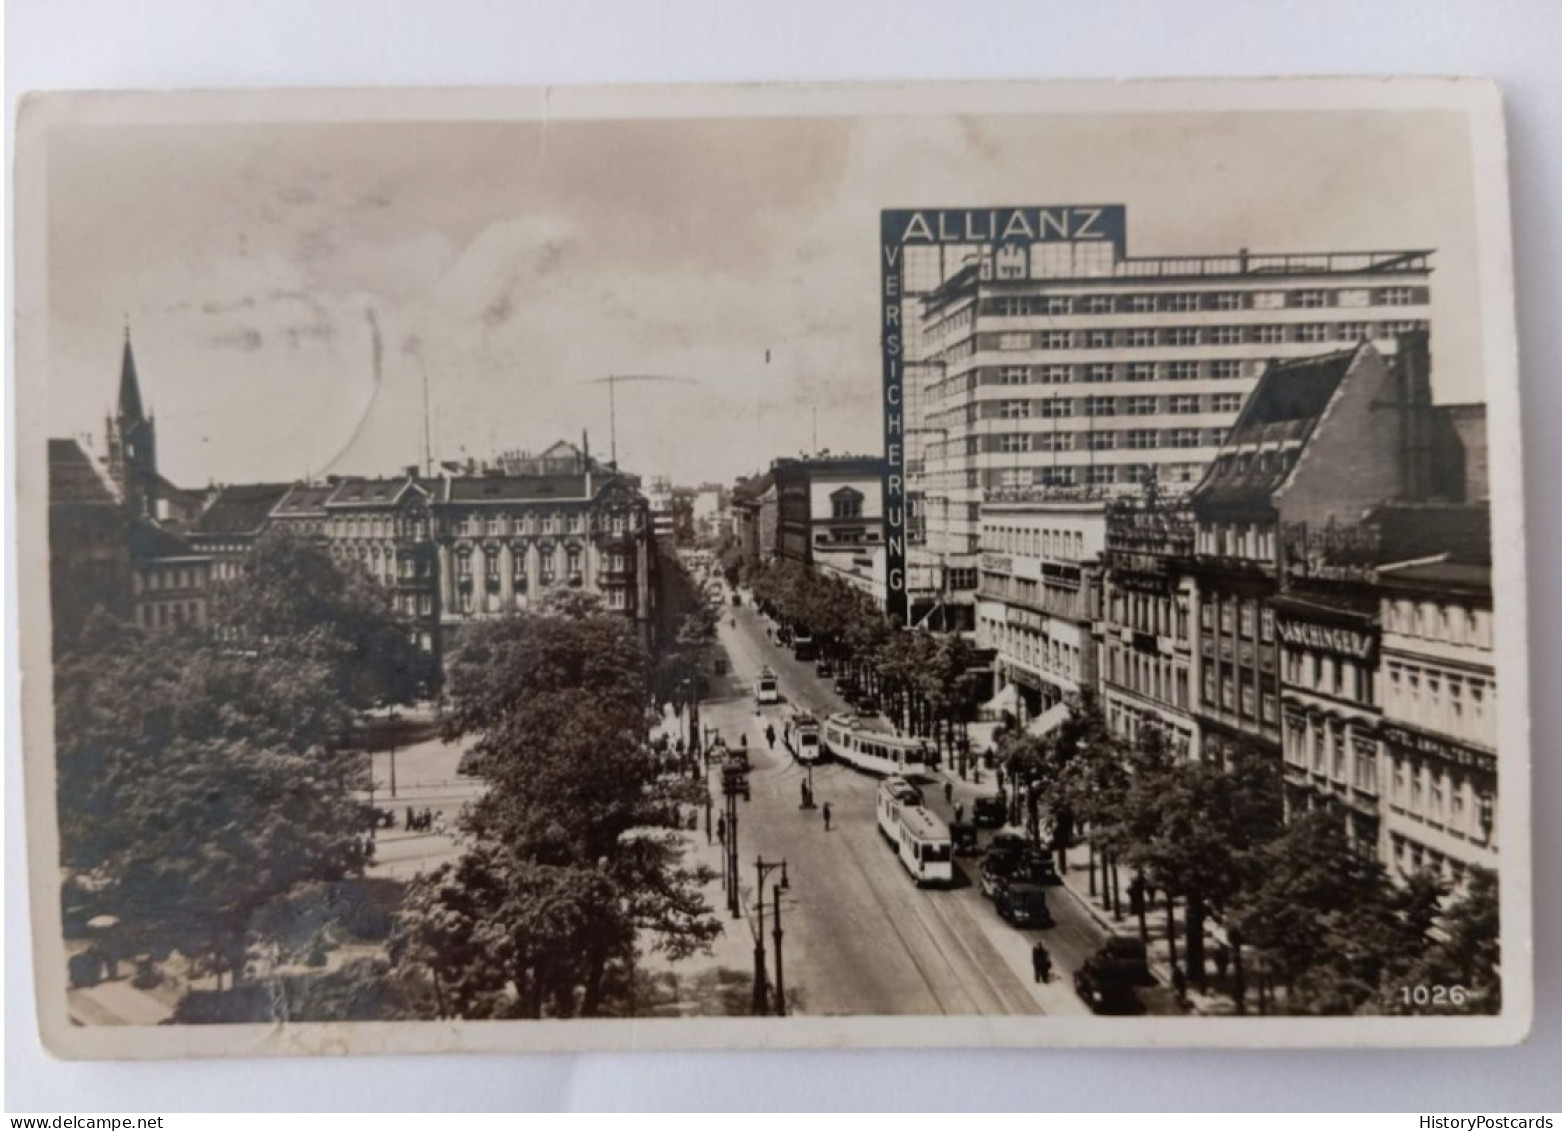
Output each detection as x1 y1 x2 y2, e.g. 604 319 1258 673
879 206 1127 625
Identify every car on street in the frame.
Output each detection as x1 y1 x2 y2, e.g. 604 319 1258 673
1074 934 1154 1015
971 795 1007 828
996 881 1053 928
815 658 833 678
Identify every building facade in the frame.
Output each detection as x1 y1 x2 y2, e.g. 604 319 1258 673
975 498 1106 719
904 223 1433 643
771 455 886 569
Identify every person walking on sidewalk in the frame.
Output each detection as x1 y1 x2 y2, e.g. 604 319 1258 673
765 723 776 750
822 802 832 831
1031 941 1052 984
944 781 954 807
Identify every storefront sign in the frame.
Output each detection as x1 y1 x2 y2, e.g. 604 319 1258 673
1381 723 1497 777
1276 617 1375 660
981 553 1013 575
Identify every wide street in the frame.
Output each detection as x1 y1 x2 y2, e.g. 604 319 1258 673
701 592 1106 1017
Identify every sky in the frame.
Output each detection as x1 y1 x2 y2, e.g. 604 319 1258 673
44 106 1483 489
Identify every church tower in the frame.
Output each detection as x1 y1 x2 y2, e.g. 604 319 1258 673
105 326 158 517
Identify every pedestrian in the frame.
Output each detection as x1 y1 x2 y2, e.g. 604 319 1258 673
766 724 776 749
423 807 433 831
954 801 964 826
800 780 810 810
822 802 832 831
1031 941 1052 984
1172 965 1188 1004
717 814 727 844
405 805 414 830
943 781 953 807
996 765 1006 791
1214 942 1231 983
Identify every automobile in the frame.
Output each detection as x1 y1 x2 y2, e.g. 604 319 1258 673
724 747 751 773
983 839 1060 891
980 853 1025 899
949 822 980 857
814 658 833 678
971 795 1007 829
1074 935 1154 1015
996 881 1053 928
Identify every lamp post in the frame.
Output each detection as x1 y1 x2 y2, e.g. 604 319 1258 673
387 704 399 800
722 775 741 920
751 857 789 1016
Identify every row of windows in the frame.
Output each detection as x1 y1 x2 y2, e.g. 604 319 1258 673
979 287 1425 318
979 618 1082 681
450 583 631 615
1383 661 1496 748
1104 642 1191 710
1105 701 1192 756
978 320 1427 353
995 393 1242 418
978 575 1086 620
138 600 205 629
985 360 1256 386
1284 716 1379 792
1196 520 1279 563
994 428 1222 453
137 564 206 593
1106 590 1190 640
1381 597 1494 650
1387 755 1495 846
1201 659 1280 723
983 525 1088 560
984 462 1207 490
1200 594 1278 642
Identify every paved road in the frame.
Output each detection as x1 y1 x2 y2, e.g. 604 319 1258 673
705 595 1096 1017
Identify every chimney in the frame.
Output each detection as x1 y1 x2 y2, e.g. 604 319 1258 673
1238 247 1250 273
405 464 419 479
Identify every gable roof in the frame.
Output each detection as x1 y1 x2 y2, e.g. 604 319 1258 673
1192 347 1361 514
129 517 206 563
191 482 293 535
49 439 119 506
272 483 337 516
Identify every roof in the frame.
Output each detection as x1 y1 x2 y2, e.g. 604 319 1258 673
899 806 949 838
118 335 145 422
1377 555 1492 594
445 474 589 502
191 482 293 535
326 476 432 508
272 483 336 516
128 517 206 563
1367 502 1491 566
1192 347 1360 513
49 439 119 506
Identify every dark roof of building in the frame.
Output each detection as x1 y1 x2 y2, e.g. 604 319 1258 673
1377 556 1492 593
191 482 293 535
1368 502 1491 567
445 474 593 502
731 470 776 505
324 476 434 507
49 439 119 506
271 483 337 515
1193 347 1360 513
129 517 205 563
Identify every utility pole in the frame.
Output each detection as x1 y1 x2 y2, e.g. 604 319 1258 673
752 857 788 1016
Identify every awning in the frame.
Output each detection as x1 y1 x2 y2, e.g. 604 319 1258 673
1025 701 1071 738
978 683 1021 721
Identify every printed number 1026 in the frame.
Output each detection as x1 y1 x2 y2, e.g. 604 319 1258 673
1400 985 1468 1007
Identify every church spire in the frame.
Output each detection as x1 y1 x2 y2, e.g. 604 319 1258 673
118 322 146 423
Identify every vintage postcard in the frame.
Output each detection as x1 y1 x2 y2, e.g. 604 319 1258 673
13 79 1531 1058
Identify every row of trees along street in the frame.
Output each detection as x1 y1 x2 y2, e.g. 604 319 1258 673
1001 690 1500 1016
736 556 982 758
388 562 722 1018
55 529 436 1015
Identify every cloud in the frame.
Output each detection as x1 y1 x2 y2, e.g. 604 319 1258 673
209 327 263 351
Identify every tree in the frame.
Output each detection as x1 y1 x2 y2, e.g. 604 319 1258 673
1381 867 1500 1015
211 527 434 709
397 597 719 1017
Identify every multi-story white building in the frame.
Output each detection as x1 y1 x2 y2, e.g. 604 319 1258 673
904 220 1432 633
975 498 1106 720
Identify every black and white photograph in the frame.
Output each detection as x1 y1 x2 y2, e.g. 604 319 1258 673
13 79 1531 1058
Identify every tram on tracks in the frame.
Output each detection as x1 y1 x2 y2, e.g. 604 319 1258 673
783 711 823 764
876 777 952 887
821 713 931 779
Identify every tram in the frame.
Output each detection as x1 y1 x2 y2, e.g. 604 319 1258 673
755 666 780 705
894 805 954 888
784 711 823 764
875 776 924 842
821 713 931 779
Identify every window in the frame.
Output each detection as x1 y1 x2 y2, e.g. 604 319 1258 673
1255 325 1287 344
998 296 1036 316
457 553 472 577
1335 322 1369 341
1082 330 1113 349
1167 294 1201 312
1212 393 1243 413
1167 361 1199 381
1039 364 1072 385
1040 467 1076 488
999 399 1032 419
1169 394 1201 414
1085 395 1115 416
1126 429 1157 450
1297 323 1331 343
831 489 864 519
1127 295 1157 313
1126 329 1156 348
1126 362 1156 382
566 546 583 578
1166 327 1199 347
1043 296 1071 315
1037 432 1075 452
1213 292 1245 311
998 365 1030 385
999 434 1032 453
1295 289 1329 308
1084 295 1115 314
607 587 627 609
1083 364 1114 383
1085 465 1116 486
539 547 556 583
1260 606 1275 642
1239 602 1255 638
1380 286 1416 306
1126 395 1158 415
1209 326 1243 345
1087 431 1117 450
1040 398 1073 418
1038 331 1070 349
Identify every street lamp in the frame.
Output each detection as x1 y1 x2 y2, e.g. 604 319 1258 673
751 857 789 1016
